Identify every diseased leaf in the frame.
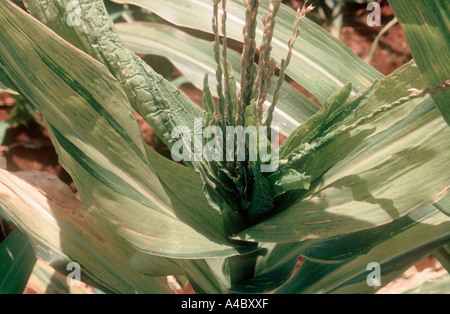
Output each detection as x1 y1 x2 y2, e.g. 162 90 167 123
277 205 450 294
235 62 450 243
389 0 450 125
0 67 18 95
0 170 172 293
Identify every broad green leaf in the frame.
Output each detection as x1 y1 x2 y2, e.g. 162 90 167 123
0 170 172 294
389 0 450 126
177 258 231 294
0 229 36 294
133 250 253 294
277 205 450 294
115 22 319 135
254 220 395 276
0 67 18 95
0 0 246 258
113 0 383 104
229 258 297 294
255 193 450 278
131 251 184 277
132 249 267 294
144 146 229 241
235 62 450 243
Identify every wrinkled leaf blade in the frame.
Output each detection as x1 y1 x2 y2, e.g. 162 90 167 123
24 0 203 149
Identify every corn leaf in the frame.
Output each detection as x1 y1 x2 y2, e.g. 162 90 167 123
276 205 450 293
178 258 231 294
26 259 104 294
229 258 297 294
0 170 172 293
254 221 395 276
433 241 450 273
235 62 450 243
130 251 184 277
0 229 36 294
435 193 450 217
0 67 18 95
389 0 450 126
131 250 240 294
144 147 229 241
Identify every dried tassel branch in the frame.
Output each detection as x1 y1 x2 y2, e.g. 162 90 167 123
213 0 225 123
221 0 233 126
254 0 282 122
265 2 314 129
236 0 261 126
258 58 277 119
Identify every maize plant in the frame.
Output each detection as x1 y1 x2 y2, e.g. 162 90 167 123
0 0 449 294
